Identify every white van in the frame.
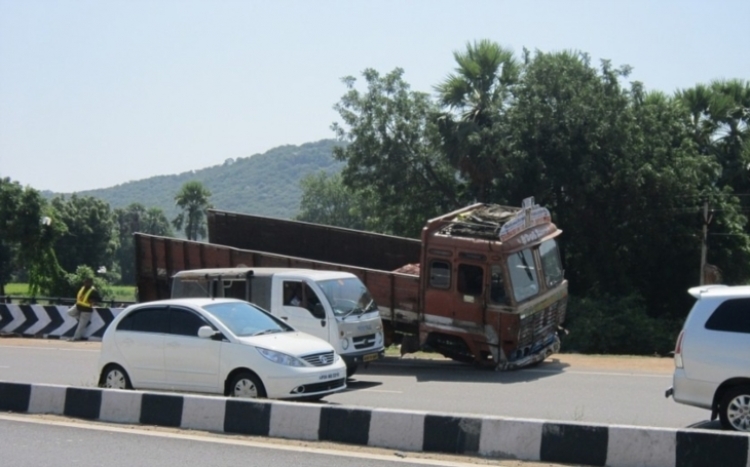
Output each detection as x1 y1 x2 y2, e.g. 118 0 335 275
171 268 385 376
666 285 750 431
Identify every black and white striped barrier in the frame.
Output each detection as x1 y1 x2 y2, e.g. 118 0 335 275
0 305 123 340
1 381 748 467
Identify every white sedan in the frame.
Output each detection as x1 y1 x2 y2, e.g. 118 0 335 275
98 298 346 400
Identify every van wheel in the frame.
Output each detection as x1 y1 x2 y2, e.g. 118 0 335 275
229 371 267 399
719 386 750 432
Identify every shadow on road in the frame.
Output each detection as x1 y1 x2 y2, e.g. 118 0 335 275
687 419 722 430
347 355 570 384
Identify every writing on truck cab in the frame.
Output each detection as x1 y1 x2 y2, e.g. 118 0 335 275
169 267 385 377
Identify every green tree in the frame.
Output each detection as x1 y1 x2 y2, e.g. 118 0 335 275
115 203 173 285
51 195 119 283
0 177 65 295
296 172 384 231
172 181 212 240
505 51 749 318
435 40 520 202
332 68 460 237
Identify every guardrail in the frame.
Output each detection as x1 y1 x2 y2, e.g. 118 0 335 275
0 304 124 339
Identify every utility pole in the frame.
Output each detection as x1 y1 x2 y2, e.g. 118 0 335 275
700 200 708 285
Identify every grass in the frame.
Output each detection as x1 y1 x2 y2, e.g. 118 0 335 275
4 283 137 303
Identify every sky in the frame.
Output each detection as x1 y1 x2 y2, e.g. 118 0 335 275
1 1 749 193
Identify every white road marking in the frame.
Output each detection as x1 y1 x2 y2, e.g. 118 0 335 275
0 414 486 466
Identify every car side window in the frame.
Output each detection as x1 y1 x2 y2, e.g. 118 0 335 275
169 307 210 337
116 306 168 333
705 298 750 334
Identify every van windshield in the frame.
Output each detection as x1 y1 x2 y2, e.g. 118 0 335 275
317 278 377 317
172 278 211 298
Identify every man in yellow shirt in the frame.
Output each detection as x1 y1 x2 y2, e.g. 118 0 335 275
69 278 100 341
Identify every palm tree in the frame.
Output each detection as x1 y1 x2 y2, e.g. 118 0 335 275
434 40 520 202
172 181 212 240
678 80 750 188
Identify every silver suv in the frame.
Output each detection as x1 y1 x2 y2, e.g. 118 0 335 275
666 285 750 431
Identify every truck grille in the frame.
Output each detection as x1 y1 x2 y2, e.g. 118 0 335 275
518 298 567 347
301 351 336 367
353 334 377 350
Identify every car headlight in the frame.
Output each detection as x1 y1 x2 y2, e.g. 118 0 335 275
341 337 349 350
257 347 305 367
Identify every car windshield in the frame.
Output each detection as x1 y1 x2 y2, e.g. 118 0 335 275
317 278 377 317
203 301 292 337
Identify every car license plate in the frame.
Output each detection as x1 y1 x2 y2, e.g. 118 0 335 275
363 353 379 362
319 372 340 381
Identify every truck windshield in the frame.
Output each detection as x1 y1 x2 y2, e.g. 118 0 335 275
317 278 377 317
507 249 539 302
540 239 564 288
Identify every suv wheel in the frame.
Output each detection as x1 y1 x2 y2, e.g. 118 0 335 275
719 386 750 432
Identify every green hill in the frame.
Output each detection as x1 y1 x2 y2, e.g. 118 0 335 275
50 139 343 220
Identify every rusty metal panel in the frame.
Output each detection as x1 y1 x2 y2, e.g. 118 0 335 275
207 210 421 271
134 233 422 330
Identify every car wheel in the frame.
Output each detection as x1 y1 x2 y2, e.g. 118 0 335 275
100 364 133 390
719 386 750 432
229 371 266 399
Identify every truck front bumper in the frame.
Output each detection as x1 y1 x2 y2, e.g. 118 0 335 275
341 347 385 367
496 336 561 371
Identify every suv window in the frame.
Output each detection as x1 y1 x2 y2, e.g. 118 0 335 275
169 307 210 336
116 306 169 333
705 298 750 334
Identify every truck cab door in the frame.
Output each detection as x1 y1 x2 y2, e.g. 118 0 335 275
279 280 331 343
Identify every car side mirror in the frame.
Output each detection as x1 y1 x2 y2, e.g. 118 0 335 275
198 325 220 339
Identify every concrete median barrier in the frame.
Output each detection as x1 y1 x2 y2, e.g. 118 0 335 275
1 380 748 466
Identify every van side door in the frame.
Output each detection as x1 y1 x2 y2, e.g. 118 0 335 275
278 278 331 343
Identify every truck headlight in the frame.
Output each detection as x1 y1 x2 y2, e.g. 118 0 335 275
375 331 383 344
341 337 349 350
257 347 305 367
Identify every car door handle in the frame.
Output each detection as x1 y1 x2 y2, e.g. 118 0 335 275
280 316 289 321
167 341 179 348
